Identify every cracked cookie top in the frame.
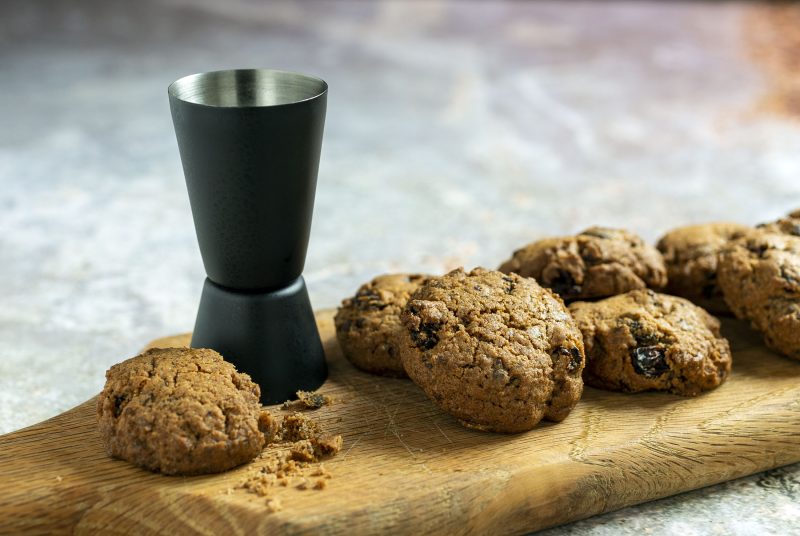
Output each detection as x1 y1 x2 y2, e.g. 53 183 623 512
718 231 800 360
757 208 800 237
97 347 266 475
569 290 732 396
335 273 430 377
656 222 752 314
499 227 667 302
399 267 584 433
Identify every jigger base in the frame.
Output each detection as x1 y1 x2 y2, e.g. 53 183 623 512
190 277 327 404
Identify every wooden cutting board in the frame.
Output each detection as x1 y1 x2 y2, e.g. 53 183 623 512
1 310 799 535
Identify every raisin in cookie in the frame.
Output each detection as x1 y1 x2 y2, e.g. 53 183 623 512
656 222 751 314
569 290 732 396
499 227 667 302
757 208 800 237
97 348 267 475
399 267 584 433
717 231 800 360
335 273 430 377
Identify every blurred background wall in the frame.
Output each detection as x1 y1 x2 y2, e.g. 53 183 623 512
1 0 799 430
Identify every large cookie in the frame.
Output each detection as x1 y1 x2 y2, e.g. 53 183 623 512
97 348 266 475
569 290 732 396
656 222 751 314
335 273 430 377
399 268 584 433
499 227 667 302
717 231 800 360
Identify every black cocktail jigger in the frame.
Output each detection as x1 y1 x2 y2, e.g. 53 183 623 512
168 69 328 403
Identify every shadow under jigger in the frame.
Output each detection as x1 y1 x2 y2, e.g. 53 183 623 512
168 69 328 404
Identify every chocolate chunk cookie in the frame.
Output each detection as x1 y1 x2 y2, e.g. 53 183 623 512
569 290 732 396
335 273 430 377
717 231 800 360
499 227 667 302
656 222 752 314
399 267 584 433
97 348 267 475
757 208 800 237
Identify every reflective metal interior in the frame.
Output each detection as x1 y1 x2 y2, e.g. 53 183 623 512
168 69 327 107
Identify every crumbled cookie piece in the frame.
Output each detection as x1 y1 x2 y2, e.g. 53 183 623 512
289 390 333 409
656 222 752 314
311 434 343 458
97 348 265 475
499 227 667 301
258 410 281 444
335 273 430 377
237 412 343 507
399 267 585 433
718 231 800 360
570 290 732 396
265 498 282 512
280 412 322 442
289 440 316 462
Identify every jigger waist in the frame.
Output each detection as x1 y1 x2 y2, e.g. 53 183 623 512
203 275 307 296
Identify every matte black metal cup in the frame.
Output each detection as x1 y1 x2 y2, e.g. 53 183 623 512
168 69 328 403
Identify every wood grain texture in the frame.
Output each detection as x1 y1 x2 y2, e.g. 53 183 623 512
1 310 799 535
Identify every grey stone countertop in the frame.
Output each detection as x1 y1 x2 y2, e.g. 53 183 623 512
1 0 798 533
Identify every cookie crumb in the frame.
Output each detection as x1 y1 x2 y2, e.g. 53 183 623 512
289 440 316 462
281 412 322 441
258 410 281 444
265 497 282 512
310 464 328 477
55 476 63 483
296 390 334 409
237 412 341 509
312 434 343 459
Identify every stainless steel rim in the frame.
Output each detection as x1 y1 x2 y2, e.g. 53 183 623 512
168 69 327 108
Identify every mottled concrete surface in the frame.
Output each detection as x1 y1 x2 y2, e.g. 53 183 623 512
1 0 799 533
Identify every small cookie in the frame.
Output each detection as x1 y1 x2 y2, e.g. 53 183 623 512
569 290 732 396
656 222 752 314
97 348 266 475
499 227 667 302
757 208 800 237
717 231 800 360
335 273 430 377
399 267 584 433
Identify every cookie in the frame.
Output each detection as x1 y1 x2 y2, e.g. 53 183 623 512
656 222 752 314
335 273 430 377
757 208 800 237
97 347 267 475
499 227 667 302
399 267 584 433
717 231 800 360
569 290 732 396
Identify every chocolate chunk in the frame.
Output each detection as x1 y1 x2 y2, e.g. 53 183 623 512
502 276 516 294
410 321 441 350
631 346 669 378
112 395 126 417
548 270 582 298
551 346 583 374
